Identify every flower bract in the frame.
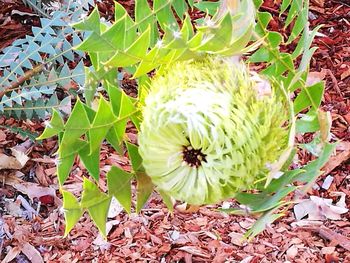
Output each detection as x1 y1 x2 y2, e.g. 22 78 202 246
139 57 290 205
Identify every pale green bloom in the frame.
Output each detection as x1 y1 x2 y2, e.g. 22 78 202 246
139 57 290 205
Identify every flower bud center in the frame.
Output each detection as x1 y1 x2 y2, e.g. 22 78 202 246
182 146 207 168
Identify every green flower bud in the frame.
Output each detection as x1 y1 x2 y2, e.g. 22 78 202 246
139 57 290 205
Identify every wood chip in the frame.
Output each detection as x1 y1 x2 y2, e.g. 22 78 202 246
321 246 336 254
322 141 350 175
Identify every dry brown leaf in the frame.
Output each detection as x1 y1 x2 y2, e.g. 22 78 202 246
228 232 245 246
291 220 323 228
4 198 22 217
13 182 56 201
177 246 210 258
0 150 29 170
3 172 56 203
1 246 21 263
20 242 44 263
294 196 348 221
340 67 350 80
306 70 327 86
175 203 201 213
35 165 49 187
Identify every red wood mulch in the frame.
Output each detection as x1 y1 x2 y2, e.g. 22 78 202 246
1 0 350 262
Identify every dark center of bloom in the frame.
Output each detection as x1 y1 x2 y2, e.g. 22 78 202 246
182 146 207 168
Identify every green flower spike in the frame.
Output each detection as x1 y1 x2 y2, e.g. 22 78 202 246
139 57 290 205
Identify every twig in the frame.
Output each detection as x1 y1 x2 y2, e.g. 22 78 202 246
330 0 350 7
298 226 350 251
0 64 44 99
325 69 343 97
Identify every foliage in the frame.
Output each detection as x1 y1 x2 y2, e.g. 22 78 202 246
0 125 39 142
0 0 93 119
38 0 334 239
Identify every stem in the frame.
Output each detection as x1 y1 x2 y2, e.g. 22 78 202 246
0 64 44 98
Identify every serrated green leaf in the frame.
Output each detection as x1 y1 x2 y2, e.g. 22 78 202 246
104 27 151 68
126 142 144 173
245 211 284 240
153 0 179 32
59 99 90 158
172 0 187 19
79 143 100 181
89 95 116 154
37 109 64 139
294 82 324 113
280 0 292 14
107 166 133 213
255 11 272 36
265 169 303 193
286 7 307 44
235 187 296 213
81 178 111 237
296 111 320 133
295 142 336 184
62 190 83 237
158 189 174 213
194 1 220 15
196 12 233 52
135 0 158 45
262 53 293 76
284 0 303 28
100 15 127 50
135 172 153 213
73 7 100 34
57 139 87 184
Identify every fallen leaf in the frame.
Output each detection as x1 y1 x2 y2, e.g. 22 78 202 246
340 67 350 80
177 246 210 258
175 203 201 213
14 182 56 202
330 192 347 209
0 149 29 170
20 242 44 263
4 198 23 217
306 70 327 86
291 220 323 228
294 196 348 221
228 232 245 246
35 165 49 187
1 246 21 263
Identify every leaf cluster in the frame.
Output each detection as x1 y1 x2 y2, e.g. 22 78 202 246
0 0 93 120
38 0 335 239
